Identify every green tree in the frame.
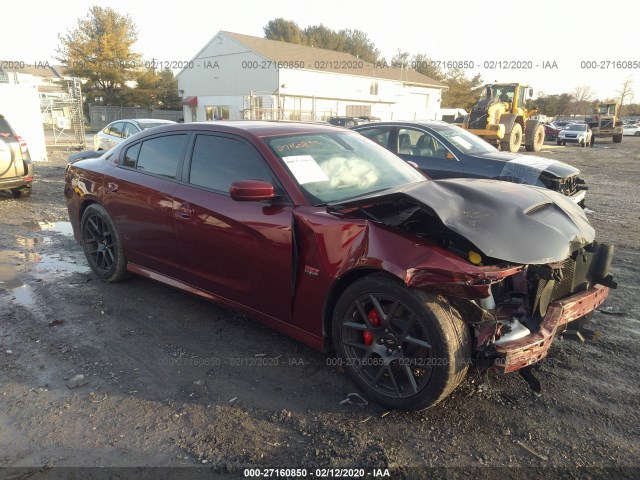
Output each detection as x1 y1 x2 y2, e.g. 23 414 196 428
390 50 411 68
303 24 344 51
337 29 379 63
441 69 484 109
263 19 380 63
123 68 180 110
264 18 305 43
57 6 141 105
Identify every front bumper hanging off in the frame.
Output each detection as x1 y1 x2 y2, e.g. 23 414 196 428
494 284 610 373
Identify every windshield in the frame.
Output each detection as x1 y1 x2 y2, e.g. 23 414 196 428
427 123 498 155
567 124 586 131
266 132 425 205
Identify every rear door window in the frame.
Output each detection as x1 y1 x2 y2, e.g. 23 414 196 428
132 135 188 178
123 122 140 138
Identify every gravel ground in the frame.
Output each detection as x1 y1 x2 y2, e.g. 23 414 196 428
0 138 639 479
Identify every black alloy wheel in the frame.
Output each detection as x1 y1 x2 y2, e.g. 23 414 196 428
333 275 471 410
81 204 128 282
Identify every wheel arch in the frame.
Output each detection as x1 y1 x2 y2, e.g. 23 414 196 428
499 113 518 134
322 268 402 350
79 198 102 223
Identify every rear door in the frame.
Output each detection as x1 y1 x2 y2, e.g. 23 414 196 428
173 132 294 322
103 133 189 276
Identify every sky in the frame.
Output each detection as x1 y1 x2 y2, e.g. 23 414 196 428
2 0 638 102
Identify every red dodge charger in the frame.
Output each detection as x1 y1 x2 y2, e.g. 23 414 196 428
65 121 615 410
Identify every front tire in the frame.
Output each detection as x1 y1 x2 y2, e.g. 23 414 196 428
501 123 523 153
332 275 471 410
612 134 622 143
81 203 128 282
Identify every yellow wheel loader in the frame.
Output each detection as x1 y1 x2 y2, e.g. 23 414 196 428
463 83 545 153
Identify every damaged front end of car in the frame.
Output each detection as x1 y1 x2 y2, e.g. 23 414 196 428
328 178 616 389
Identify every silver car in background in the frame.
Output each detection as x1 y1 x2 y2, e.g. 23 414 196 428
93 119 176 150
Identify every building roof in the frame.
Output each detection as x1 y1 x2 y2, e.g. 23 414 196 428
0 62 69 79
222 32 446 89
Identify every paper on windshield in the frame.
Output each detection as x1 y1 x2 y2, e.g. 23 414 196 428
450 135 473 150
283 155 329 184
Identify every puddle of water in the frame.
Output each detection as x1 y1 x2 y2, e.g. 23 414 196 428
21 221 74 236
10 285 36 308
37 221 74 236
0 264 34 308
0 265 25 289
37 254 88 274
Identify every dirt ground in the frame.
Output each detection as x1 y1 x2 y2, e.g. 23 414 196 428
0 137 639 479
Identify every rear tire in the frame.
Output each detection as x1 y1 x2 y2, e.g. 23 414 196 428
11 186 31 198
525 124 545 152
81 203 128 283
332 275 471 410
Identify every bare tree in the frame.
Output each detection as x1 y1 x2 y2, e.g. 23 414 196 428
571 85 595 115
616 77 635 107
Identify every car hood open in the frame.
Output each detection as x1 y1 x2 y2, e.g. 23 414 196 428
328 178 595 265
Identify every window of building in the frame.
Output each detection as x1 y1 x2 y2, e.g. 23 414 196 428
205 106 230 121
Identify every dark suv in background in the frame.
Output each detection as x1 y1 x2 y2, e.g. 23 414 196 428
0 114 33 198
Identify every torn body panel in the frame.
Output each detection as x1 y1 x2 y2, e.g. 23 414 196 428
318 179 614 371
328 178 595 264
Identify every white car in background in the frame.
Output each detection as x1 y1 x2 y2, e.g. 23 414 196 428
557 123 592 147
623 124 640 136
93 119 176 150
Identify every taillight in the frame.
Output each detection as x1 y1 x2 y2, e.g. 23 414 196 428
15 136 28 155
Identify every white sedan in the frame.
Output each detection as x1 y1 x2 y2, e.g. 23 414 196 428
93 119 176 150
623 124 640 136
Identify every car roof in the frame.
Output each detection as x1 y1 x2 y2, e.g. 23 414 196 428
127 120 351 138
352 120 453 130
108 118 175 125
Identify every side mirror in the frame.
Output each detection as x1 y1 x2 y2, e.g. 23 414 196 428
229 180 276 201
406 160 420 170
528 87 534 97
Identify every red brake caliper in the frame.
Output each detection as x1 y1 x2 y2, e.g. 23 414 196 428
363 309 381 345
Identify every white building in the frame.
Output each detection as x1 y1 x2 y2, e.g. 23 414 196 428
177 31 446 122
